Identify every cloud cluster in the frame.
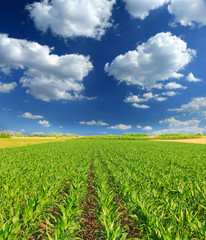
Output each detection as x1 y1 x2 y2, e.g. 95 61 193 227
143 126 152 131
21 112 44 119
164 82 187 89
123 0 206 28
186 73 201 82
169 97 206 118
0 82 17 93
0 34 93 101
79 120 108 126
123 0 170 19
168 0 206 27
38 120 51 127
105 32 195 90
159 117 200 127
107 124 132 130
124 92 168 109
27 0 115 40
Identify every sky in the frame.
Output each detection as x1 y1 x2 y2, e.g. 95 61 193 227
0 0 206 136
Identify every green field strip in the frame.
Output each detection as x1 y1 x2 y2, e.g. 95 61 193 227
97 151 142 239
97 140 206 239
0 140 91 239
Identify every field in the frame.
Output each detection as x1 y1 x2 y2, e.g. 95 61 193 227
0 138 67 149
155 138 206 145
0 139 206 239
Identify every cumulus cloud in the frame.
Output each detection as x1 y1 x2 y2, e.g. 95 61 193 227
124 94 147 103
123 0 170 20
0 82 17 93
159 117 200 127
20 129 25 132
107 124 132 130
186 73 201 82
38 120 51 127
27 0 115 40
168 0 206 27
0 34 93 101
125 92 167 108
132 103 150 109
169 97 206 118
136 125 142 128
21 112 44 119
79 120 108 126
164 82 187 89
143 126 152 131
162 91 177 96
105 32 195 90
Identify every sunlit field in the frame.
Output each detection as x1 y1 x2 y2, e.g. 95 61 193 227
0 138 67 149
0 139 206 239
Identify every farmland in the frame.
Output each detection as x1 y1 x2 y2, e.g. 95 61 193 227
0 139 206 239
0 138 68 149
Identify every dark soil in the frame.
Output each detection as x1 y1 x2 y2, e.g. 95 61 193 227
79 163 103 239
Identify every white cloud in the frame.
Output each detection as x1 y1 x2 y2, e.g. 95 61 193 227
168 0 206 27
136 125 142 128
20 129 25 133
0 82 17 93
159 117 200 127
143 126 152 131
59 126 63 129
125 92 167 108
132 103 150 109
107 124 132 130
79 120 108 126
162 91 177 96
105 32 195 90
153 126 205 135
123 0 170 20
0 34 93 101
124 94 148 103
38 120 51 127
156 97 167 102
186 73 201 82
142 92 154 99
164 82 187 89
21 112 44 119
27 0 115 40
169 97 206 118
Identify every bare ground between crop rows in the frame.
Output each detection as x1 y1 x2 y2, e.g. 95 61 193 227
79 163 103 239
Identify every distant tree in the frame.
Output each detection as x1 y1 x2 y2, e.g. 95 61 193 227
16 132 23 137
195 132 203 136
0 131 8 138
6 132 11 138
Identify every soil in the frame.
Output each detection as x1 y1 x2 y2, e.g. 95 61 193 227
79 164 103 239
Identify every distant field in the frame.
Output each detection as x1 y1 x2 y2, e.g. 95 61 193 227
155 138 206 144
0 137 67 149
0 139 206 239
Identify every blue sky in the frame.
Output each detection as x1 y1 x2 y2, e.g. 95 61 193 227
0 0 206 136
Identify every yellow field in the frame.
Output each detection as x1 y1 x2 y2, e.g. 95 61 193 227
0 137 68 149
155 138 206 144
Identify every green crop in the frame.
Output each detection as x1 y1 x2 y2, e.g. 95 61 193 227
0 139 206 239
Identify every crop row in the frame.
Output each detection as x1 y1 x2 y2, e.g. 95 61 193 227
0 139 206 239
